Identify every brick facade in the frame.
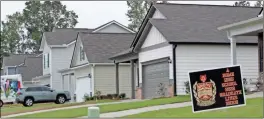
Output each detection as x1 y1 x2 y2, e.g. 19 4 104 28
136 87 142 99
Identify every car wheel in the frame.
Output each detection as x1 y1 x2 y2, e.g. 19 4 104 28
0 100 3 107
23 98 34 107
56 95 66 104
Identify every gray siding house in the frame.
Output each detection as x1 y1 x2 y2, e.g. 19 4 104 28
110 3 261 99
33 20 135 102
58 24 135 102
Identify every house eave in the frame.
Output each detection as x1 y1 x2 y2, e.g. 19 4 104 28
218 16 263 31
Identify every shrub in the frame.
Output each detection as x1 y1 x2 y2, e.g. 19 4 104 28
119 93 126 99
184 81 190 94
94 90 102 100
83 94 90 101
100 95 108 99
107 94 112 99
111 94 118 99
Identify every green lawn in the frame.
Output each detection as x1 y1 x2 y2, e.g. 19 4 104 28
1 99 115 116
15 95 190 118
125 97 263 118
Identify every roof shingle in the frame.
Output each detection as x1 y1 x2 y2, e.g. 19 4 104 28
79 33 135 63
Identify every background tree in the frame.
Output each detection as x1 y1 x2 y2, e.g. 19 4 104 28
1 1 79 55
126 1 151 32
126 1 171 32
22 1 78 53
234 1 251 6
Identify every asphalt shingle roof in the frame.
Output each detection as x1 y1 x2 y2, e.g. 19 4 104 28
151 3 261 43
44 28 93 45
17 56 43 81
2 54 38 67
79 33 135 63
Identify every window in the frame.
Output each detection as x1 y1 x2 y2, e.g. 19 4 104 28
43 54 46 69
26 87 42 92
43 53 49 69
7 67 16 75
42 86 51 91
80 47 85 61
47 53 49 68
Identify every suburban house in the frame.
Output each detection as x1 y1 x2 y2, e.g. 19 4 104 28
58 32 135 102
218 8 263 77
33 20 135 102
109 3 262 99
1 54 42 86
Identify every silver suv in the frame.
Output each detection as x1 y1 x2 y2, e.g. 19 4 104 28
16 86 71 107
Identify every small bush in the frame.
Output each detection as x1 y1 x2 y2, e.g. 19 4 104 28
83 94 90 101
184 81 190 94
111 94 118 99
107 94 112 99
119 93 126 99
89 96 94 100
100 95 108 99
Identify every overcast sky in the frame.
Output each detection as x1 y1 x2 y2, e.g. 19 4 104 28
1 1 258 28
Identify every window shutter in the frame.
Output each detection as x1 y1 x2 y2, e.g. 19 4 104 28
43 54 46 69
47 53 49 68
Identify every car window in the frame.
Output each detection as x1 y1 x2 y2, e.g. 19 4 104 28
26 87 43 92
42 86 51 91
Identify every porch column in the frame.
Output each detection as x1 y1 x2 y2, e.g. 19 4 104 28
131 60 135 99
115 63 119 94
229 36 237 65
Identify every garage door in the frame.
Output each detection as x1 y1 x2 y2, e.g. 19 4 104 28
76 76 92 102
142 60 170 99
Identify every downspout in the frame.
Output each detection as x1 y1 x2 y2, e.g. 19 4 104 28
172 44 177 96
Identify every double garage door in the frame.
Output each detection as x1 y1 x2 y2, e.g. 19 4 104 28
142 60 170 99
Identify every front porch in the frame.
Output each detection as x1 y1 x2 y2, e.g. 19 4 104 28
218 14 263 92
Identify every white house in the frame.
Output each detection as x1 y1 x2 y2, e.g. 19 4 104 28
110 3 261 99
33 20 135 101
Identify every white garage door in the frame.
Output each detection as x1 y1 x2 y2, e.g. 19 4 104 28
76 76 92 102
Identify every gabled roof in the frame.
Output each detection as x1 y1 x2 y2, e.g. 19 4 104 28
44 28 93 46
52 28 94 32
135 3 261 47
92 20 135 33
151 3 260 44
17 56 43 81
2 54 38 67
78 33 135 63
111 3 261 59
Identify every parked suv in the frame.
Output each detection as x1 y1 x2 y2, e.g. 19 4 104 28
16 86 71 107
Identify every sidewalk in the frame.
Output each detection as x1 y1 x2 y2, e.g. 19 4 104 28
1 99 146 118
80 92 263 118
